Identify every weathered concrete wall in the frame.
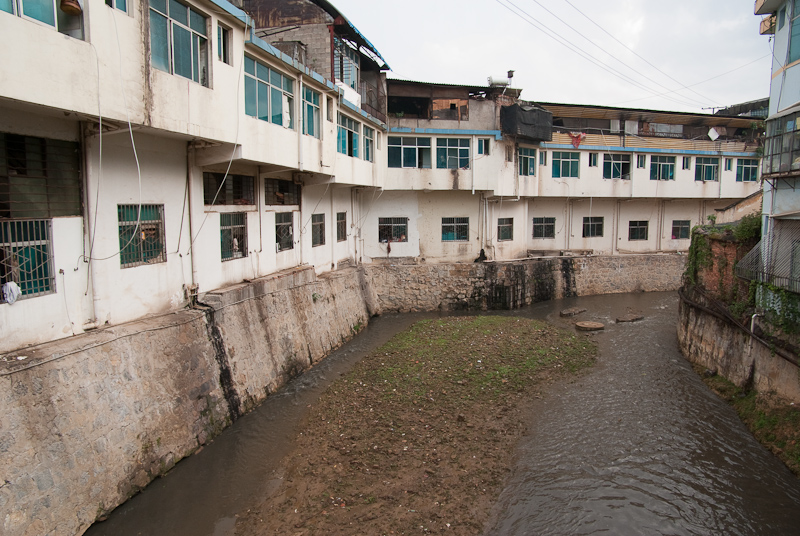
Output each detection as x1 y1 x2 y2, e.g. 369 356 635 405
677 290 800 403
0 266 372 536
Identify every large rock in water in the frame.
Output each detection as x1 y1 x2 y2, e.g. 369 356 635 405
575 321 604 331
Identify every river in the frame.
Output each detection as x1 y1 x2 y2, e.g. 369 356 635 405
86 292 800 536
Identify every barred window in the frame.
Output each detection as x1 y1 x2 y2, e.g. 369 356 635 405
118 205 167 268
1 132 82 219
337 212 346 242
533 217 555 239
276 212 293 251
442 217 469 242
265 179 301 205
378 217 407 242
203 172 254 206
312 213 325 247
0 219 54 302
498 218 513 241
628 220 649 241
672 220 691 239
582 216 603 238
221 212 247 261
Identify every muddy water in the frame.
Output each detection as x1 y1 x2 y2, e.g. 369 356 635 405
85 292 800 536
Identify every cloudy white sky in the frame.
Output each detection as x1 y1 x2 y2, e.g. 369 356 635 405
330 0 774 114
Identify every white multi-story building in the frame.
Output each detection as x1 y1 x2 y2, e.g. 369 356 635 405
0 0 762 354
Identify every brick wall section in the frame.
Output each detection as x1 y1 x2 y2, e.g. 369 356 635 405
696 236 753 305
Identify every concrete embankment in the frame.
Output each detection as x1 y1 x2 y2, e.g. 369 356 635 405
0 254 684 536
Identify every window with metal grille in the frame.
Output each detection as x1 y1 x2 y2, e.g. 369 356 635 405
518 147 536 176
436 138 470 169
650 156 676 181
1 133 82 219
118 205 166 268
220 212 247 260
203 172 254 206
388 137 431 168
628 220 649 241
337 113 359 157
582 216 603 238
276 212 293 251
244 56 294 128
337 212 346 242
552 152 579 178
695 157 719 181
378 217 407 242
265 179 301 206
736 159 759 182
671 220 691 239
311 213 325 247
0 219 54 302
533 217 555 239
603 154 631 179
442 217 469 241
498 218 513 241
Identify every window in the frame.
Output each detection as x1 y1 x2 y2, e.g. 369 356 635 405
582 216 603 238
603 154 631 179
245 57 294 128
790 1 800 63
220 212 247 260
628 220 648 241
650 156 675 181
118 204 166 268
388 137 431 168
0 133 82 219
779 7 786 30
310 214 325 247
533 217 555 239
106 0 126 12
333 37 360 90
736 159 759 182
337 114 359 157
337 212 346 242
149 0 208 86
477 139 490 156
0 219 54 302
303 87 321 138
363 127 374 162
437 139 470 169
724 158 733 171
442 217 469 241
671 220 691 240
506 145 514 163
552 151 579 178
518 147 536 176
695 157 719 181
217 24 231 64
589 153 598 167
326 97 333 122
637 154 646 168
2 0 84 38
275 212 293 251
682 156 691 170
539 150 547 166
203 172 254 205
378 217 407 242
497 218 513 241
265 179 300 205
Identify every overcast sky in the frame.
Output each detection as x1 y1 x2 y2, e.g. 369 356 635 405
330 0 773 114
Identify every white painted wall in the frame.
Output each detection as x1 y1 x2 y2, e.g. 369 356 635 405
360 191 421 261
416 191 483 262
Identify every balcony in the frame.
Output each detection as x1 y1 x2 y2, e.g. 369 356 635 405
761 14 776 35
755 0 783 15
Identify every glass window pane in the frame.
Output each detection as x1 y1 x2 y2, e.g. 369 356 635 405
271 87 282 125
270 69 282 88
149 11 170 73
402 147 416 167
0 0 12 12
172 24 193 80
22 0 55 26
116 0 126 11
189 8 206 35
169 0 187 25
388 146 401 168
150 0 166 13
244 56 255 76
245 77 258 117
257 62 269 83
192 35 199 83
283 76 293 93
258 81 270 122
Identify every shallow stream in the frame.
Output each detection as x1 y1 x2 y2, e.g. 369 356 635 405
86 292 800 536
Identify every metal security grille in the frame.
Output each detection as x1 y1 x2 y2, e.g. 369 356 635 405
276 212 293 251
737 219 800 294
628 221 649 241
265 179 301 206
118 205 166 268
0 219 54 302
0 132 82 219
498 218 513 241
583 216 604 238
337 212 346 242
220 212 247 260
442 217 469 241
311 213 325 247
203 172 254 205
378 217 407 242
533 217 555 239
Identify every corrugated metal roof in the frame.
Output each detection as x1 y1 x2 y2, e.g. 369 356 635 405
309 0 389 69
538 102 759 128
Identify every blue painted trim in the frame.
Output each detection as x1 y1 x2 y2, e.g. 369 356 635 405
340 99 386 129
207 0 249 25
539 143 760 158
390 127 503 140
